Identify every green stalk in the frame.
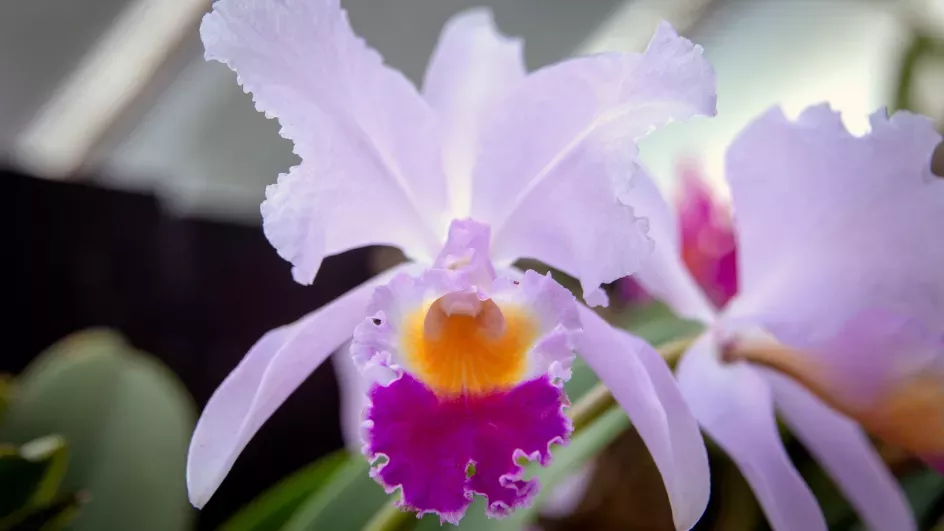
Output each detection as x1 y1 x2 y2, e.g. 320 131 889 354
363 497 414 531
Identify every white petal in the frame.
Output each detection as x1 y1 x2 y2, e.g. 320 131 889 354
576 306 710 530
766 372 915 531
622 166 716 323
423 8 525 218
676 335 826 531
202 0 447 283
331 346 368 452
473 21 716 304
726 105 944 347
186 264 413 507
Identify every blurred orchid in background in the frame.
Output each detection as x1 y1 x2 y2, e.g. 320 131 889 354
676 165 738 309
617 163 737 308
187 0 719 526
724 307 944 476
628 104 943 531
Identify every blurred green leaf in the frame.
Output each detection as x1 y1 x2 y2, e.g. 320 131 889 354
608 301 704 347
841 468 944 531
707 457 759 531
513 260 582 302
413 498 489 531
0 329 196 531
501 407 629 530
798 453 857 531
0 435 69 526
281 457 389 531
220 451 348 531
538 426 676 531
0 377 12 426
563 357 597 403
932 141 944 177
901 469 944 529
5 491 86 531
566 300 701 415
893 33 944 115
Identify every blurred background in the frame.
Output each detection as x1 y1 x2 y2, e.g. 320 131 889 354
3 0 943 530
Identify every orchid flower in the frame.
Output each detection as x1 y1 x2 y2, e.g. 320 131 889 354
630 104 943 531
617 163 737 307
188 0 718 526
725 307 944 475
675 165 737 308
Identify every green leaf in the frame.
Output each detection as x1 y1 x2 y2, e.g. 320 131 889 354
0 376 12 426
412 499 488 530
281 457 390 531
0 435 69 525
5 491 86 531
563 301 702 426
798 453 858 531
0 329 196 531
563 357 597 403
706 458 760 531
220 451 349 531
840 468 944 531
502 407 629 529
611 301 704 346
893 33 944 115
901 468 944 528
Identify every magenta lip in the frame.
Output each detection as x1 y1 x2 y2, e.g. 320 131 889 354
364 373 571 523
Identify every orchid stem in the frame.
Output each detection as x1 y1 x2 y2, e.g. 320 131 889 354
363 496 414 531
360 335 695 531
656 336 694 366
569 382 616 432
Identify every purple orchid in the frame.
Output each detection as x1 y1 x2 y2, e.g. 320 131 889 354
630 104 944 531
187 0 717 526
675 164 738 309
617 162 737 307
724 307 944 476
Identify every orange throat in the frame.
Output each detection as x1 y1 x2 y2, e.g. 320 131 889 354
401 296 537 396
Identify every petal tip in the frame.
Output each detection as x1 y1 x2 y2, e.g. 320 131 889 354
449 6 521 48
185 451 217 510
290 264 317 285
583 286 610 308
653 19 681 39
185 418 234 511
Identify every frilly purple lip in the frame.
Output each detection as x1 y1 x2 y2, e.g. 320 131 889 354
364 373 571 523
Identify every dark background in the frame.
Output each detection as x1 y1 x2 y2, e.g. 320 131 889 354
4 166 371 529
